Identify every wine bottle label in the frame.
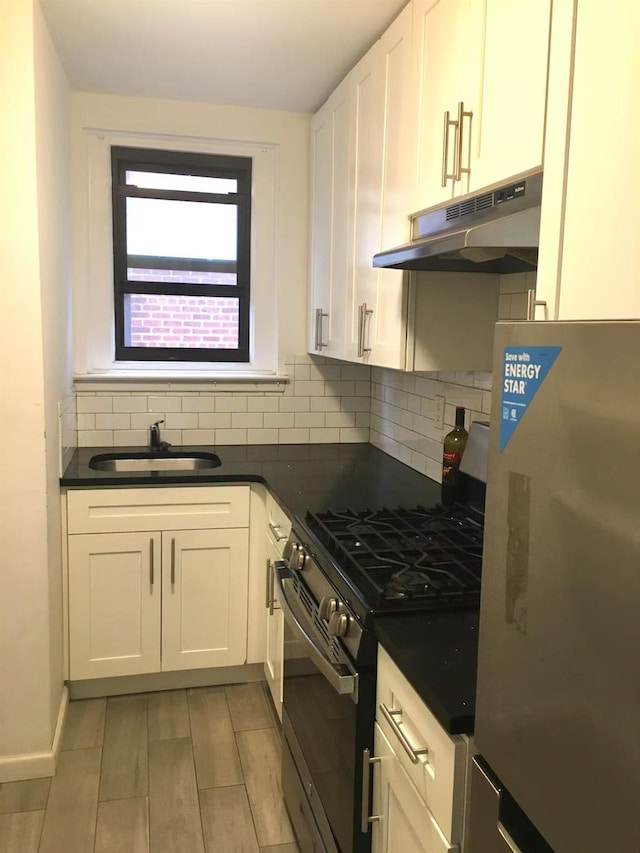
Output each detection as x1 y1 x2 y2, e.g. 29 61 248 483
443 451 461 463
442 451 461 484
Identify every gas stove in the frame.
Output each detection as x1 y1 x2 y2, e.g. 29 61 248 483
295 503 484 625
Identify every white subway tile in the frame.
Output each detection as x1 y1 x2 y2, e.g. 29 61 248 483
165 413 199 429
96 413 131 430
309 365 342 381
278 428 310 444
248 428 279 444
326 412 356 429
383 387 408 410
113 430 147 446
420 397 436 419
265 413 295 429
78 430 113 447
310 396 341 413
293 364 311 380
339 428 369 443
326 380 355 397
510 292 528 320
162 430 182 446
340 396 370 412
499 272 528 294
215 396 248 413
426 457 442 482
414 377 439 398
199 413 232 429
181 429 215 444
294 412 326 428
295 353 317 365
294 380 326 397
231 412 264 429
406 393 422 414
356 412 370 428
77 413 95 430
77 395 113 414
214 429 248 445
498 294 512 320
410 452 428 476
443 384 484 410
180 396 217 412
148 395 182 413
482 391 492 414
131 413 163 430
454 371 475 387
473 371 493 391
279 397 310 412
247 396 279 413
112 396 147 413
339 365 371 381
309 428 340 443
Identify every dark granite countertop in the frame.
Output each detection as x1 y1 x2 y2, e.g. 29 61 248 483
61 442 478 733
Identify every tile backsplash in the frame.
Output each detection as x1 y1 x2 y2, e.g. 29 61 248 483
75 355 371 448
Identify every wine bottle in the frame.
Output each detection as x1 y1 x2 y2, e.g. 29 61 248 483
441 406 468 506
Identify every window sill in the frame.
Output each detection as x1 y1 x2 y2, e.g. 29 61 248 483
73 372 291 393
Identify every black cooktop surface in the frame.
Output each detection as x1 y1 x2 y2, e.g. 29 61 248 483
305 504 483 616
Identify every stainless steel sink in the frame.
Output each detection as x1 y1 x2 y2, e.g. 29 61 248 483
89 452 221 473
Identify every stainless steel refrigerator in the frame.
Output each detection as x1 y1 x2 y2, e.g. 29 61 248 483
469 321 640 853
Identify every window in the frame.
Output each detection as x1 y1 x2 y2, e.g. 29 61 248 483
111 146 252 362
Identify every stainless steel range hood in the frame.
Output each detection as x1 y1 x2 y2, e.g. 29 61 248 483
373 168 543 274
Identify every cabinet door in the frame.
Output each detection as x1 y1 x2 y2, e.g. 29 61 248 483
68 532 161 679
161 528 249 671
264 538 284 718
372 724 458 853
367 3 413 369
469 0 551 191
308 84 350 358
412 0 474 210
543 2 640 320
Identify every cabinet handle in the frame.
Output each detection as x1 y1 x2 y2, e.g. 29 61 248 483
265 558 272 610
441 109 459 187
455 101 473 183
170 537 176 585
149 539 154 585
268 521 288 542
268 560 275 616
526 288 547 321
357 303 374 358
360 748 382 833
379 703 429 765
315 307 328 351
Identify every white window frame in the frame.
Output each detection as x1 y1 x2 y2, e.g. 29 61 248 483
73 129 279 378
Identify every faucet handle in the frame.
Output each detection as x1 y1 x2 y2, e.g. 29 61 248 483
151 419 165 428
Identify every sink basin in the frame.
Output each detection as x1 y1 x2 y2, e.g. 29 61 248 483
89 451 222 473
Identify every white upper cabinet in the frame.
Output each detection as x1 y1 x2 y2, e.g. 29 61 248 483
308 82 351 358
411 0 551 211
412 0 476 208
346 3 413 368
468 0 551 191
537 0 640 320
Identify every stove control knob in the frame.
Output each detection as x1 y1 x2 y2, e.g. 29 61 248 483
328 612 350 638
291 547 308 572
318 597 338 620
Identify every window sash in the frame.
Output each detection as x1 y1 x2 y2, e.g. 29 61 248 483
111 146 252 362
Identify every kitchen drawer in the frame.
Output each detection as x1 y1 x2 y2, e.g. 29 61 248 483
376 646 469 844
265 490 291 553
67 485 250 534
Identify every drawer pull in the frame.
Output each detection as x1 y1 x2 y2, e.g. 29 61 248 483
268 521 288 542
360 748 382 833
171 537 176 586
379 703 429 765
149 539 155 585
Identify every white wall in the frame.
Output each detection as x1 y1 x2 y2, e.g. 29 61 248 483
0 0 70 780
70 92 310 377
34 0 72 752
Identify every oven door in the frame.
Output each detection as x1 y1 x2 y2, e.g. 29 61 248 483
276 562 373 853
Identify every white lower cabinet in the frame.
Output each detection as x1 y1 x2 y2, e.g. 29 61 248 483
372 724 456 853
66 486 250 681
371 646 472 852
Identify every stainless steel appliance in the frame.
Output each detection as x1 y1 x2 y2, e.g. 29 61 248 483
469 321 640 852
372 168 541 273
277 503 485 852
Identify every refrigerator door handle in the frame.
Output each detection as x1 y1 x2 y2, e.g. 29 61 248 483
497 823 520 853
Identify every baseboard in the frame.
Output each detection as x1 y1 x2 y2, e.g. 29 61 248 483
68 662 265 699
0 686 69 783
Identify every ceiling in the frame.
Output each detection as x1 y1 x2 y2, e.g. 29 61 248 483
40 0 409 113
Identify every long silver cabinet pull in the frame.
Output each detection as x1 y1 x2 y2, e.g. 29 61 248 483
315 308 328 351
265 558 271 609
360 748 382 833
455 100 473 182
379 703 429 765
441 109 459 187
357 303 374 358
268 560 275 616
170 537 176 585
268 521 288 542
526 288 547 321
149 539 154 585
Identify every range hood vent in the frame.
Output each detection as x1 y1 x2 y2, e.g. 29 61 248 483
373 169 543 274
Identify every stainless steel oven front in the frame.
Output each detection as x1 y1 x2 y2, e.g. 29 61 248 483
276 535 376 853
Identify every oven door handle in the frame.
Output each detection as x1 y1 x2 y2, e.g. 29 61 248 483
275 563 359 700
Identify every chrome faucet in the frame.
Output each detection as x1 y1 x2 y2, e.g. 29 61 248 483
149 420 171 452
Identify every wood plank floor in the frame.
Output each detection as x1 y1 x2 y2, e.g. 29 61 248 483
0 683 299 853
